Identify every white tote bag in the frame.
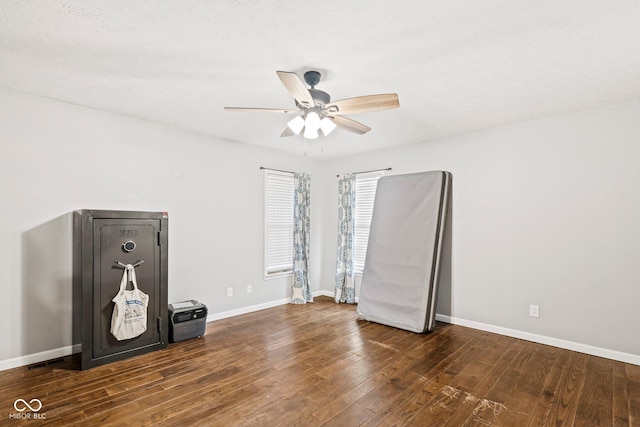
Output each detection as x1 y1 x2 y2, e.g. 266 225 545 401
110 265 149 341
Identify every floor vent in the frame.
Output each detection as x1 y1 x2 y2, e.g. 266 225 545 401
27 357 66 370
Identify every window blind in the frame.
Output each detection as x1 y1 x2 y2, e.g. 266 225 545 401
353 171 385 274
264 170 294 276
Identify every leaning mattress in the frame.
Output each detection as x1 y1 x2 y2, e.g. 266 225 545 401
357 170 451 333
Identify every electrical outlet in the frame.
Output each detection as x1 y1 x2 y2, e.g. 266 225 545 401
226 287 233 297
529 304 539 318
247 284 252 294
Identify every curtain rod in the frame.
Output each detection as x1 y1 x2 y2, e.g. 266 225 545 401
336 167 391 177
260 166 295 175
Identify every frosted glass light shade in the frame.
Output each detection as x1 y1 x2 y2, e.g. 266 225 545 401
303 126 319 139
319 117 337 136
287 115 305 135
303 112 320 139
305 112 320 129
289 112 336 139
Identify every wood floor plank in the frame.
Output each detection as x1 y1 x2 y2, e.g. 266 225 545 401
462 344 522 400
546 351 589 426
322 355 430 425
322 402 377 426
362 334 480 426
482 341 534 404
574 355 614 426
613 361 631 427
627 363 640 426
496 345 564 426
1 296 638 426
527 348 571 427
436 346 521 426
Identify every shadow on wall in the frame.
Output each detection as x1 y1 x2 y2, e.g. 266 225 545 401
21 213 74 355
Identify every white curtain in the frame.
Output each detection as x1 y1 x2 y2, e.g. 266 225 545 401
334 173 356 303
290 172 313 304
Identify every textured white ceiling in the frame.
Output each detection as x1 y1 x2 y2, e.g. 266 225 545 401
1 1 639 158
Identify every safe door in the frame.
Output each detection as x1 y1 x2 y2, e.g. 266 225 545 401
74 210 168 370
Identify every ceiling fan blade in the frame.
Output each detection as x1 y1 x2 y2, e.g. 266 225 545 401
325 93 399 115
281 127 295 137
331 116 371 135
276 71 314 108
224 107 298 113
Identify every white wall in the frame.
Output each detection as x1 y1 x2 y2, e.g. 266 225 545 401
0 88 324 367
319 100 640 360
2 87 639 369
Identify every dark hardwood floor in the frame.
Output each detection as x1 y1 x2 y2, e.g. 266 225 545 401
1 296 638 426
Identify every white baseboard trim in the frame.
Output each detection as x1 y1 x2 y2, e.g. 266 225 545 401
4 296 637 372
314 290 335 298
206 290 331 323
435 314 640 366
1 292 331 372
0 344 81 372
315 290 360 302
206 298 289 322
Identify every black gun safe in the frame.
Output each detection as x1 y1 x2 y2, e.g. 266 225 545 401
73 210 168 370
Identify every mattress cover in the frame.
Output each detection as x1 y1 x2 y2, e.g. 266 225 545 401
357 170 451 333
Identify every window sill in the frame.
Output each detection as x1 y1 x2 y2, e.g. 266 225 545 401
264 271 293 281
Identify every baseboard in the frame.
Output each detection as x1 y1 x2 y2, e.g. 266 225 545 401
435 314 640 366
206 297 290 322
320 289 639 365
0 344 81 372
206 291 335 322
314 290 335 298
315 290 359 302
4 295 637 372
1 292 329 372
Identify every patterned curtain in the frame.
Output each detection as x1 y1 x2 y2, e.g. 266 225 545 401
290 172 313 304
335 173 356 303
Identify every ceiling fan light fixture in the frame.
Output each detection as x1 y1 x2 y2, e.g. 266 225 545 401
303 126 319 139
225 70 399 140
319 117 337 136
305 111 320 129
303 111 321 139
287 115 305 135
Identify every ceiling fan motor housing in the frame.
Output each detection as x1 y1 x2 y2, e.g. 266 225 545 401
304 70 321 88
303 71 330 107
295 88 330 109
310 89 330 105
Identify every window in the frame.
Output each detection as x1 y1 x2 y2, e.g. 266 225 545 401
264 170 294 277
353 171 385 274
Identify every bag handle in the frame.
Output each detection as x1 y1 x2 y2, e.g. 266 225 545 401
116 260 144 281
116 264 140 295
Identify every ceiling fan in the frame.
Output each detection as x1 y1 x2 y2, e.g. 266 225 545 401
224 70 399 139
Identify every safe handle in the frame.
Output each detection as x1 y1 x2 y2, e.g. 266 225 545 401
115 260 144 282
